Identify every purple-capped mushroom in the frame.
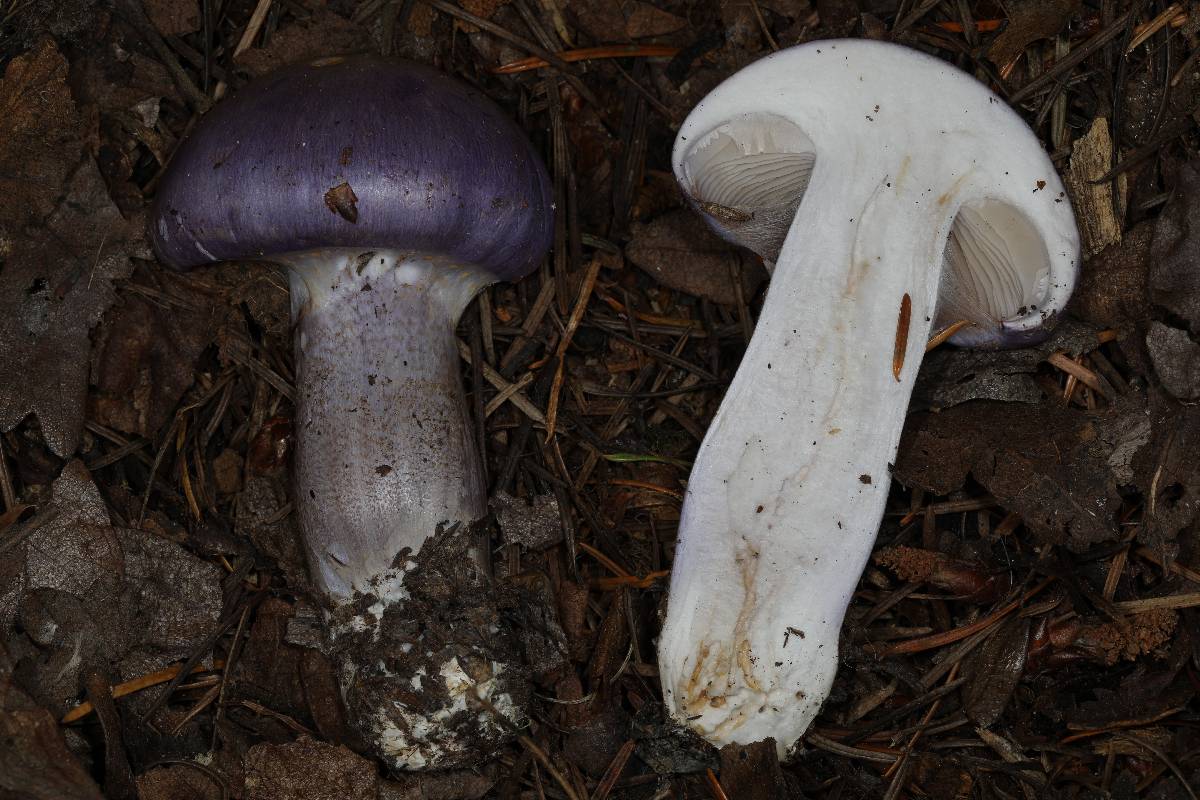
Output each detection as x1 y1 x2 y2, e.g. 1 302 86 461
150 56 552 769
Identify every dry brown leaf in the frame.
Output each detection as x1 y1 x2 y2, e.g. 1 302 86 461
136 765 223 800
1146 161 1200 401
896 399 1130 548
570 0 628 42
0 41 141 456
912 319 1102 410
1148 161 1200 329
1073 220 1152 332
492 490 563 549
626 3 686 38
962 617 1029 727
235 597 310 718
0 40 82 229
988 0 1080 71
1146 321 1200 400
1068 667 1191 730
4 462 222 713
0 643 103 800
234 8 371 77
626 209 766 305
718 739 793 800
243 737 378 800
459 0 509 20
380 766 498 800
142 0 201 36
89 265 228 439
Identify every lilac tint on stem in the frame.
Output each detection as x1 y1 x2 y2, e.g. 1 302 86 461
149 56 552 282
286 250 490 602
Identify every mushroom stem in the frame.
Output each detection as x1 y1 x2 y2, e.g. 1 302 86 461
658 166 945 753
282 248 493 603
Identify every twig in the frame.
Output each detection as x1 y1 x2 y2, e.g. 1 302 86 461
1115 732 1200 800
590 740 636 800
212 0 274 100
545 257 602 441
62 660 226 723
458 340 545 423
470 692 582 800
1135 546 1200 584
0 507 60 556
0 436 15 511
1009 8 1138 104
421 0 599 108
805 732 898 763
866 578 1053 657
1112 593 1200 613
141 760 229 800
495 45 679 74
113 0 210 111
749 0 779 51
925 319 972 352
705 769 731 800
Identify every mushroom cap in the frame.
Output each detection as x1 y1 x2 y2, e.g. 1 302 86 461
150 56 553 282
672 39 1080 348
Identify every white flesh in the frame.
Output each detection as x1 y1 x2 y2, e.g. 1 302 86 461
660 40 1079 756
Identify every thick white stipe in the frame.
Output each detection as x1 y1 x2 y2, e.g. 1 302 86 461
659 40 1079 756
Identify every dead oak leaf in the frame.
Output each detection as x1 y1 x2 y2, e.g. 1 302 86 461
4 461 222 713
90 263 245 439
0 40 142 456
0 158 141 456
1146 321 1200 401
243 737 378 800
0 40 83 230
142 0 200 36
0 643 102 800
912 318 1103 410
234 8 369 78
626 209 766 305
1148 161 1200 330
896 397 1131 548
1145 162 1200 401
626 3 686 38
989 0 1081 72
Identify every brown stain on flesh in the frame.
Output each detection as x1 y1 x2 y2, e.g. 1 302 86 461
937 171 971 206
698 200 754 224
893 155 912 191
681 541 764 720
893 293 911 382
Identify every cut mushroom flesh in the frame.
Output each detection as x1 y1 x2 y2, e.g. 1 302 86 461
659 40 1079 756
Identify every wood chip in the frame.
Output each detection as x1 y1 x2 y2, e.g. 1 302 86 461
1065 118 1125 257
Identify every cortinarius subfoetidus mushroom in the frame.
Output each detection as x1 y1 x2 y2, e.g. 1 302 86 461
659 40 1079 755
150 56 552 768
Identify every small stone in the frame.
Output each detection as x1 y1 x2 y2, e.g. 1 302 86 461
1146 321 1200 400
492 491 562 550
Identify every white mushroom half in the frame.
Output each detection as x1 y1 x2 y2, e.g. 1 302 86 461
658 40 1079 755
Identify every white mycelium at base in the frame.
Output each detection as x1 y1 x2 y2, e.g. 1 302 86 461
372 655 519 771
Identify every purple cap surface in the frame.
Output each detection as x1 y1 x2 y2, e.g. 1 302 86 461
150 56 553 281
